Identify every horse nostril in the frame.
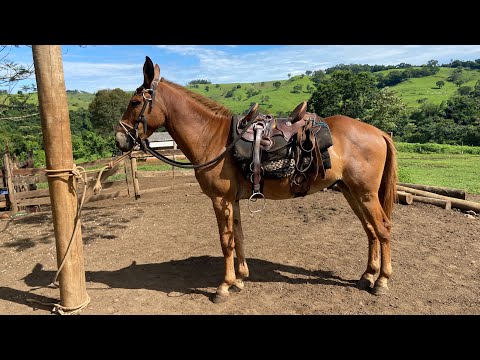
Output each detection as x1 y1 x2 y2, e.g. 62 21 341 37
115 140 121 148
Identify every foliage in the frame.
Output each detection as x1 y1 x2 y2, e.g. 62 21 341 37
308 70 379 120
88 88 131 135
364 88 408 132
188 79 211 85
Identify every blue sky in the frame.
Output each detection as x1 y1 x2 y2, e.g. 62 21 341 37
3 45 480 93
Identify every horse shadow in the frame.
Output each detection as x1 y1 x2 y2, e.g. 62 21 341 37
16 256 356 305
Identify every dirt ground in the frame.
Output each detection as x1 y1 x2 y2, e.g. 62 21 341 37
1 172 479 315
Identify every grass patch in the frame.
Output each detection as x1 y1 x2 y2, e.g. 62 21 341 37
397 152 480 194
395 142 480 155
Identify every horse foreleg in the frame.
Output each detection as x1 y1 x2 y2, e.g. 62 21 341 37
232 200 249 292
337 183 380 291
212 197 236 303
357 193 392 296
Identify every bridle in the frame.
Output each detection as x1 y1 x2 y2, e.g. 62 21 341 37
117 77 264 170
118 77 161 146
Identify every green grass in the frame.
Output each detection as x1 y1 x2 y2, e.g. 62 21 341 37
389 67 480 108
397 152 480 194
395 142 480 155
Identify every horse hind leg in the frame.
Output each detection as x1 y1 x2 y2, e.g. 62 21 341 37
231 200 249 292
356 192 392 296
337 182 380 291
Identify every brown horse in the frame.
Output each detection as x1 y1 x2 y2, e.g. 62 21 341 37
115 56 397 303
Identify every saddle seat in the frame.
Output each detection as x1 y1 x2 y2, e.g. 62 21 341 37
232 102 333 198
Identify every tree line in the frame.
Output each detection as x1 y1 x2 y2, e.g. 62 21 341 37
308 70 480 146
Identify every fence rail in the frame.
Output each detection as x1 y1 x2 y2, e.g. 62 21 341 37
1 148 191 214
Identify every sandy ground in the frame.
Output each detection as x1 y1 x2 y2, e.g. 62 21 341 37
1 173 479 315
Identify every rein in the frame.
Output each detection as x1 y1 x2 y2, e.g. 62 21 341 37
119 81 262 170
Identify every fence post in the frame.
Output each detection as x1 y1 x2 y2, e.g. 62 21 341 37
2 152 18 214
32 45 88 310
131 157 140 199
124 155 134 197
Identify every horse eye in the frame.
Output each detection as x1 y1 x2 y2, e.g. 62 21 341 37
131 100 141 107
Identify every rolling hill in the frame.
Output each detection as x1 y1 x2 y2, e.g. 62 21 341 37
2 67 479 115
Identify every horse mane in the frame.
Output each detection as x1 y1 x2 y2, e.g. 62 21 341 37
163 79 233 118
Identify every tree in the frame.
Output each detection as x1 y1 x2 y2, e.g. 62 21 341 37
287 73 291 78
273 81 281 89
205 85 209 92
188 79 211 85
305 70 312 76
0 46 36 118
261 95 270 104
88 88 132 135
427 59 439 67
436 80 445 89
308 70 378 119
458 86 472 96
291 84 303 94
311 70 325 85
364 88 407 132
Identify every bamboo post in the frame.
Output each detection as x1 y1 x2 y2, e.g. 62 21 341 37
131 157 140 199
2 152 18 214
396 190 413 205
398 182 466 200
32 45 88 311
124 155 134 197
172 141 177 189
397 185 480 213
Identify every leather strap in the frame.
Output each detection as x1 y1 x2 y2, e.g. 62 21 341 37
252 123 264 193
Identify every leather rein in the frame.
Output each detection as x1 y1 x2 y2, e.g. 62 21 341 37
118 77 261 169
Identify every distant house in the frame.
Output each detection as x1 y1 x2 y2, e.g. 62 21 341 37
148 132 175 149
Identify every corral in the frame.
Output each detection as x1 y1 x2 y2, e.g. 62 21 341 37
1 172 479 314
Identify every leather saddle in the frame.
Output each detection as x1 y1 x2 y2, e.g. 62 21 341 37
232 101 333 198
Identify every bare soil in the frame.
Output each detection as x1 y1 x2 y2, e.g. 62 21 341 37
1 173 479 315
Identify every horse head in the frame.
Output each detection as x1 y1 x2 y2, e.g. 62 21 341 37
115 56 166 152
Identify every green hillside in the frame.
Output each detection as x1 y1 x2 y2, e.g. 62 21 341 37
2 67 479 115
185 75 316 115
387 67 480 108
0 91 95 112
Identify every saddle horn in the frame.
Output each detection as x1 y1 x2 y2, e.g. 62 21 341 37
242 103 259 124
289 101 307 123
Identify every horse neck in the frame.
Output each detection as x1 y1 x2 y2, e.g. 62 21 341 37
158 83 232 164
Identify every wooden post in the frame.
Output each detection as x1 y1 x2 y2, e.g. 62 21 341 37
131 157 140 199
124 155 134 197
172 141 177 189
32 45 88 310
2 152 18 214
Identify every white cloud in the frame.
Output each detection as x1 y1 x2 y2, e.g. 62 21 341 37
51 45 480 91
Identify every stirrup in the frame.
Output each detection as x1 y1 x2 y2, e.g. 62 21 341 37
248 191 266 213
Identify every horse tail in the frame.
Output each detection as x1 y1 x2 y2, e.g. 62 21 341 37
378 133 398 220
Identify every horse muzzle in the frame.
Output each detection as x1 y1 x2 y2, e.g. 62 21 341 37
115 131 134 152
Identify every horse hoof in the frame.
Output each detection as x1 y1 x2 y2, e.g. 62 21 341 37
357 278 373 291
212 293 229 304
371 284 388 296
230 285 243 293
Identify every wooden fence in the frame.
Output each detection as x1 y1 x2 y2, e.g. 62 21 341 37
1 148 192 214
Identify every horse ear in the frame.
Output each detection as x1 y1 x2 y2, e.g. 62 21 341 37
143 56 155 86
154 64 161 80
243 103 259 122
289 101 307 123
